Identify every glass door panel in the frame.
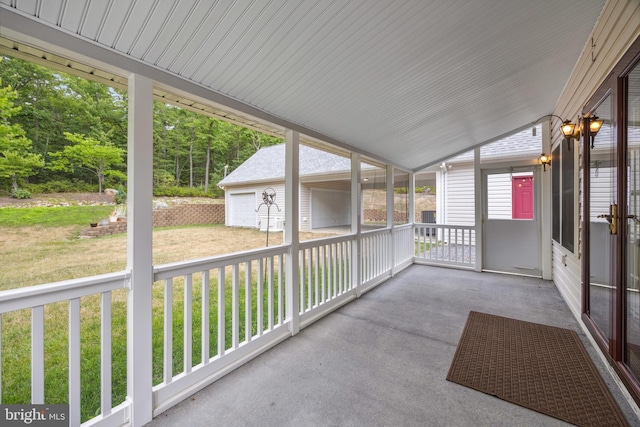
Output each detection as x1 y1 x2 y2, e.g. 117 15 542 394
625 62 640 380
589 94 615 343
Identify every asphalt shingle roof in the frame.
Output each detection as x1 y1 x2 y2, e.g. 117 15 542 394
218 144 354 187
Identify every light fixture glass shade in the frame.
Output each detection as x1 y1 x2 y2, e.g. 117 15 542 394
560 120 576 138
589 116 604 135
539 153 551 171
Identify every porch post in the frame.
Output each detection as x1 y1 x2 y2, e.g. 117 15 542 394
387 165 395 274
408 172 415 225
540 119 552 280
285 130 300 335
351 153 362 297
126 73 154 426
474 147 483 272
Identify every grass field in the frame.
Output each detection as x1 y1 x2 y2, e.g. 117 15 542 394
0 203 325 422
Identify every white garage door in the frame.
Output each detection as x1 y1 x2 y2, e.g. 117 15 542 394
311 189 350 229
229 193 256 227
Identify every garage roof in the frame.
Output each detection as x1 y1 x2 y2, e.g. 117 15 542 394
0 1 606 171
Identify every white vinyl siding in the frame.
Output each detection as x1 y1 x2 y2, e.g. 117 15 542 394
444 166 474 226
311 189 351 229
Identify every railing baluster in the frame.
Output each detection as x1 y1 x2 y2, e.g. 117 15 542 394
257 258 263 337
268 256 274 330
338 242 343 294
31 305 44 404
232 264 239 350
277 255 283 326
299 251 305 313
0 315 2 403
218 268 225 356
202 270 210 364
164 278 173 383
184 274 192 374
321 245 326 302
101 292 112 416
314 247 319 307
307 248 312 309
330 244 336 298
69 299 80 426
245 261 252 343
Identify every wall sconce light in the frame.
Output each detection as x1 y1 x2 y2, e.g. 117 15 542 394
533 114 600 151
560 119 580 150
539 153 551 171
587 115 604 149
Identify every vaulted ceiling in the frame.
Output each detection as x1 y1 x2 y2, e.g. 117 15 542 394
0 0 606 171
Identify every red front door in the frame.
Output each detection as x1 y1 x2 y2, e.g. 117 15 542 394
512 176 533 219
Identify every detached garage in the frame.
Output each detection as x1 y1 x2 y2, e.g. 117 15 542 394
218 144 357 231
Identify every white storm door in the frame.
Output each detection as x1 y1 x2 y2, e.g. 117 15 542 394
482 169 542 276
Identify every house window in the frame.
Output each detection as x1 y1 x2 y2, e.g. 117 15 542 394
552 141 574 252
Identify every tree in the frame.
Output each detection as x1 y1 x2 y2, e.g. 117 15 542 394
0 82 44 190
49 132 125 193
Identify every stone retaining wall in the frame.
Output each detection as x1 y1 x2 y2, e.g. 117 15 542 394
81 204 225 238
363 209 422 223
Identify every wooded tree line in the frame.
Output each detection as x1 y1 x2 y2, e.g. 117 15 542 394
0 55 282 196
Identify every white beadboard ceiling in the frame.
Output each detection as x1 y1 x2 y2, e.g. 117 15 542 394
0 0 606 171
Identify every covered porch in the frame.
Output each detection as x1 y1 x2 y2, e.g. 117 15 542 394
148 265 638 426
1 1 640 426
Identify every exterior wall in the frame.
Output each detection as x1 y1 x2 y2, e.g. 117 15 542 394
225 182 286 230
552 0 640 317
301 181 351 231
443 165 475 226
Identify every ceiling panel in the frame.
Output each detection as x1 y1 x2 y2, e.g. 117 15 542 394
0 0 607 171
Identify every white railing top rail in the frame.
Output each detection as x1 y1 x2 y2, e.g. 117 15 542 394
298 234 354 251
154 244 290 280
361 227 392 237
394 223 413 231
415 223 476 231
0 270 130 314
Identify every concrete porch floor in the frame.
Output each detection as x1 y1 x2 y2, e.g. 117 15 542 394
147 265 640 426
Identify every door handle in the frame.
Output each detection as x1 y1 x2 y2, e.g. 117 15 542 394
597 204 618 235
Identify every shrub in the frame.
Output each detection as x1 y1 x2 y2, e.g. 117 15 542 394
154 186 216 198
114 185 127 204
11 188 32 199
24 179 97 194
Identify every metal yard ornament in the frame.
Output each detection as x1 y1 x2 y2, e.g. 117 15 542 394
256 187 281 247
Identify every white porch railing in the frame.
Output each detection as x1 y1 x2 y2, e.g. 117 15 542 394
0 271 131 427
414 223 476 268
0 224 466 426
361 228 393 290
151 245 290 416
298 235 355 327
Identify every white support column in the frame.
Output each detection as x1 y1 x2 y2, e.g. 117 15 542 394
126 73 154 426
541 119 552 280
474 147 483 272
408 172 416 225
351 153 362 297
386 165 394 229
386 165 395 274
285 130 300 335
